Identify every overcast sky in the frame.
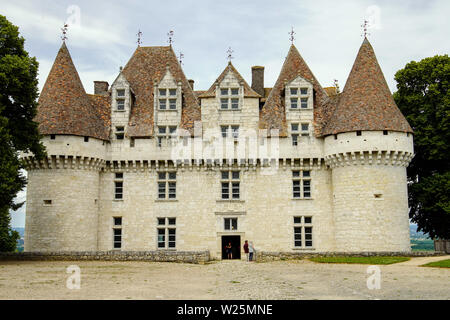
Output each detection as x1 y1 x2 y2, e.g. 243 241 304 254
2 0 449 228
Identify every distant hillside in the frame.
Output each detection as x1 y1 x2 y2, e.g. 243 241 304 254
409 224 434 251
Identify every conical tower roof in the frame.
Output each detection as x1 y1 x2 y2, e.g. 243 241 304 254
322 38 412 135
260 45 329 136
36 42 110 140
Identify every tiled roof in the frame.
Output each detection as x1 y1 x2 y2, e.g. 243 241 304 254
123 46 201 137
260 45 330 136
198 62 261 98
322 38 413 136
35 42 111 140
193 90 206 100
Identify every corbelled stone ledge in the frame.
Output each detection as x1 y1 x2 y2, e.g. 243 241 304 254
255 251 445 262
0 251 210 264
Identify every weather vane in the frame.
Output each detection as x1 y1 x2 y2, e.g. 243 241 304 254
334 79 340 94
61 23 68 42
178 52 184 65
137 29 143 46
361 19 370 38
289 27 295 44
227 47 234 62
167 30 174 46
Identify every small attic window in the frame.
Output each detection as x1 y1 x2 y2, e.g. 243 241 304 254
356 131 362 136
117 89 125 97
84 136 89 142
383 130 388 135
50 134 56 140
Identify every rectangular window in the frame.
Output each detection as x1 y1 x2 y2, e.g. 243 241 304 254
159 88 177 110
117 89 125 97
221 98 229 109
220 88 240 109
157 126 177 147
293 216 313 248
221 125 239 139
224 218 238 231
159 99 167 110
157 218 176 249
292 170 312 199
291 123 299 146
301 98 308 109
231 98 239 109
300 88 308 95
157 171 176 199
290 88 298 95
301 123 310 137
115 126 125 140
221 170 240 200
117 99 125 111
290 98 298 109
114 173 124 200
113 217 122 249
169 99 177 110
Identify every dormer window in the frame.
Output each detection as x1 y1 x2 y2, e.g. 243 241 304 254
220 88 240 110
158 89 177 110
289 86 310 109
116 89 126 111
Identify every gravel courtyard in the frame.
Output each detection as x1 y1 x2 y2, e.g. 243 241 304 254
0 256 448 300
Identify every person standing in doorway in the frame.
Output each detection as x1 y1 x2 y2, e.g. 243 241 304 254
249 241 255 262
226 242 233 259
243 240 249 261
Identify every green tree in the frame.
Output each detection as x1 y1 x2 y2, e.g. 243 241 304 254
393 54 450 239
0 15 45 251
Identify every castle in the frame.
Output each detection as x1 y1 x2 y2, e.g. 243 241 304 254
22 36 414 259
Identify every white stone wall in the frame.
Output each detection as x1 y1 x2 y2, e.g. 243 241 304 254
96 164 334 259
24 168 100 252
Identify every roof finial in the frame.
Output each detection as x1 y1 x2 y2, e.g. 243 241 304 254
61 23 68 42
289 26 295 45
361 19 370 38
167 30 174 47
137 29 143 47
227 47 234 62
178 51 184 65
334 79 340 94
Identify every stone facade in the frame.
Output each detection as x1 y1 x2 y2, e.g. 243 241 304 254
22 38 415 259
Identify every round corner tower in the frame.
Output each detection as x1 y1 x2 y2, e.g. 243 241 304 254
323 38 414 252
23 42 109 252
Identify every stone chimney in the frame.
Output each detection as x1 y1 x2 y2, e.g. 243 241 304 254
188 79 194 90
251 66 264 97
94 81 109 95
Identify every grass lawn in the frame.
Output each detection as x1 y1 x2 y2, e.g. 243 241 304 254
309 256 410 265
421 259 450 268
